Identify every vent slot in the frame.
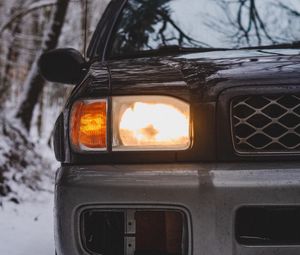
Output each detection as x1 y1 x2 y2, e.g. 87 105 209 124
81 209 187 255
236 206 300 245
82 211 124 255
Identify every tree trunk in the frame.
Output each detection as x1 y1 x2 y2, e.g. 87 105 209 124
16 0 70 131
0 20 21 106
0 2 25 109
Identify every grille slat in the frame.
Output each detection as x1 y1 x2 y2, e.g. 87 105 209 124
231 95 300 154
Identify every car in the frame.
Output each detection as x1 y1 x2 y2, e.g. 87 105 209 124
39 0 300 254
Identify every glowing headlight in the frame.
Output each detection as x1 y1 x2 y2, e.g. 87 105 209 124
112 96 191 150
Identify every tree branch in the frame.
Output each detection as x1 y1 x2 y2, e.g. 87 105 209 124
279 3 300 17
157 9 210 47
0 1 57 36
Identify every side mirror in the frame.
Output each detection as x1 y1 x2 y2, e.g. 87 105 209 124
38 48 87 85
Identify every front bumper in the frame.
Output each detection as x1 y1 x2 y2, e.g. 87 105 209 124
55 162 300 255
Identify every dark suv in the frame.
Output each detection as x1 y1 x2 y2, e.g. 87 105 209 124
39 0 300 255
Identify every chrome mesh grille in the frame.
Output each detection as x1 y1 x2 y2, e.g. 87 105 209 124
231 95 300 154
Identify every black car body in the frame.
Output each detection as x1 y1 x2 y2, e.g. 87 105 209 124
40 0 300 254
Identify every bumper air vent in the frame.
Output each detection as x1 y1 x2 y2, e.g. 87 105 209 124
81 209 188 255
236 206 300 245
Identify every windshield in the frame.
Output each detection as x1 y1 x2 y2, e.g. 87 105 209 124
110 0 300 57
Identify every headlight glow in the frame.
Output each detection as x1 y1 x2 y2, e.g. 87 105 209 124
113 96 191 151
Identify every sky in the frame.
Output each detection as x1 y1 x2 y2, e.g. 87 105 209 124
147 0 300 48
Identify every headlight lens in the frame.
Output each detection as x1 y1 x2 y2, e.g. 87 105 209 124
70 96 191 152
112 96 191 151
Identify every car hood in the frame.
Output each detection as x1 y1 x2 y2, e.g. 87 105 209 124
89 48 300 102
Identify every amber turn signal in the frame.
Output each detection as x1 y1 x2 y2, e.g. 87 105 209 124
70 100 107 151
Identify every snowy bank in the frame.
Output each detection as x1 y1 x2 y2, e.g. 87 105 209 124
0 191 55 255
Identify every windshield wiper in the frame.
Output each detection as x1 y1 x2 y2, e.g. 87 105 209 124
111 45 229 59
240 41 300 50
156 45 228 53
111 42 300 60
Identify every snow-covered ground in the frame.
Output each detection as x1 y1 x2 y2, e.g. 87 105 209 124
0 131 58 255
0 191 55 255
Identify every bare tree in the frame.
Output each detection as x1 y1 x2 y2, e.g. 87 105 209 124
0 0 110 199
0 1 57 36
16 0 70 131
0 20 22 105
235 0 274 45
0 2 25 108
211 0 300 47
113 0 208 55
